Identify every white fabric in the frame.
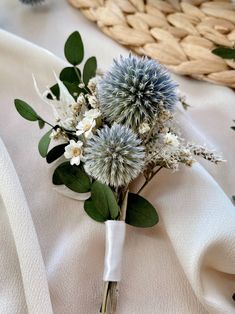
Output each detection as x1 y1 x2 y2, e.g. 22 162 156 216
0 138 53 314
0 1 235 313
103 221 126 282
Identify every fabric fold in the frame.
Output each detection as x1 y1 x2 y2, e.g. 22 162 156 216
0 137 53 314
144 162 235 314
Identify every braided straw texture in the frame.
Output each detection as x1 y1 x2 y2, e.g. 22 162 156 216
68 0 235 88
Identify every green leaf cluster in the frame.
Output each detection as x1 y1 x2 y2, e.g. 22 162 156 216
14 31 98 160
49 31 97 100
84 181 119 222
84 185 159 228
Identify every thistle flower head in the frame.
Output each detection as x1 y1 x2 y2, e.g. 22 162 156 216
98 54 178 129
84 124 145 187
19 0 44 4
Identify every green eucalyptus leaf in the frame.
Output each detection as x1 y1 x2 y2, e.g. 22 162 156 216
84 199 107 223
83 56 97 86
38 119 45 129
52 162 91 193
125 193 159 228
46 143 67 164
212 47 235 60
52 168 64 185
91 181 119 220
64 31 84 66
63 81 83 100
60 67 80 83
38 129 52 158
14 99 39 121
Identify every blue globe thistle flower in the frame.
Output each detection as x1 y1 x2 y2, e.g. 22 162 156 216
19 0 44 4
98 54 178 129
84 124 145 187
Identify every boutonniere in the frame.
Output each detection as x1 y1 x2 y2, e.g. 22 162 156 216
14 31 223 313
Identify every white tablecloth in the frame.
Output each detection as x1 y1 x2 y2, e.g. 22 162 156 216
0 1 235 313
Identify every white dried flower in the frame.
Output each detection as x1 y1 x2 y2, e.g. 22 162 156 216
33 74 79 131
64 140 84 166
188 144 224 164
78 83 85 89
163 133 180 147
84 124 145 187
87 95 98 108
139 123 151 134
84 109 101 119
88 76 101 93
50 128 65 140
145 133 195 171
77 94 86 105
76 117 96 138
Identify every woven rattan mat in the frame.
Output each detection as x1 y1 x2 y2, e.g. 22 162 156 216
68 0 235 88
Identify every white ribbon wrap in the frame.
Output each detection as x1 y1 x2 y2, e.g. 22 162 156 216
103 220 126 282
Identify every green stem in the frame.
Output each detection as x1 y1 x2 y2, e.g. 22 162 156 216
101 282 110 314
39 118 54 128
74 66 91 94
74 66 82 81
137 166 163 194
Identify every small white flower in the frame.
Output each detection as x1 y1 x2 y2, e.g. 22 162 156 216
84 109 101 119
50 128 61 140
71 94 86 113
50 128 68 141
163 133 180 147
78 83 85 89
76 117 96 138
87 95 98 108
77 94 86 105
64 140 84 166
139 122 150 134
87 76 101 93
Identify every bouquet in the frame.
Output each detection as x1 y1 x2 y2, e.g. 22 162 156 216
14 31 223 313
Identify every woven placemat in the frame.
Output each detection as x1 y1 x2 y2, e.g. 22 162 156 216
68 0 235 88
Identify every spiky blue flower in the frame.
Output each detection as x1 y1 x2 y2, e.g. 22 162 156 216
98 54 178 129
84 124 145 187
19 0 44 4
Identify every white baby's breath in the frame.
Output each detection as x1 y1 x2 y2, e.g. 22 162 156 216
88 76 101 93
139 122 150 134
87 95 98 108
78 83 85 89
163 133 180 147
49 128 67 141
